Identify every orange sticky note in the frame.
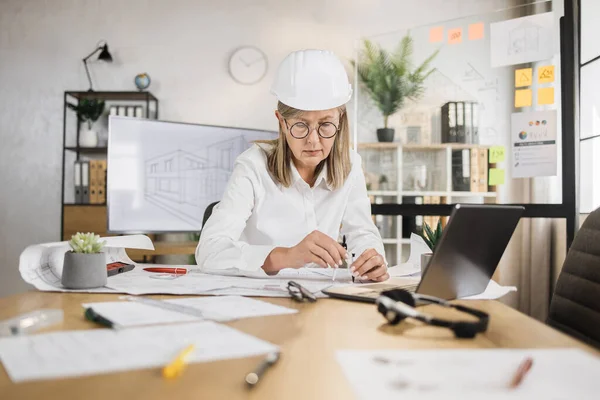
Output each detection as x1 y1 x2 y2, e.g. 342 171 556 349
538 87 554 105
448 28 462 44
468 22 484 40
538 65 555 84
515 68 532 87
429 26 444 43
515 89 532 108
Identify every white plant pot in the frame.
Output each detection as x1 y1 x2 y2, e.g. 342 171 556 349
421 252 433 275
79 125 98 147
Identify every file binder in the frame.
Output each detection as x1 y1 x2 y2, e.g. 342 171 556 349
441 102 457 143
89 160 99 204
478 148 489 192
74 161 83 204
451 149 470 191
464 102 473 144
470 148 479 192
97 159 107 204
456 102 465 143
81 161 90 204
472 103 480 144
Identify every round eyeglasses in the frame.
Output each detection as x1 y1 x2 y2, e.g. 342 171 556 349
284 119 339 139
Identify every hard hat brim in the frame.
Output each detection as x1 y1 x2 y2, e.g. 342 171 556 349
272 90 352 111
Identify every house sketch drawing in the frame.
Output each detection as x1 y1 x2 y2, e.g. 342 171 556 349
508 21 541 56
144 135 250 226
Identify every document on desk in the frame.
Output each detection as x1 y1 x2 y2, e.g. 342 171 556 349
82 295 298 327
0 321 278 383
461 279 517 300
104 265 232 295
18 235 154 292
200 265 353 281
104 266 340 297
336 349 600 399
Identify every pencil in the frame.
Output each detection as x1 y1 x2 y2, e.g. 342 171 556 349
509 357 533 388
163 344 195 379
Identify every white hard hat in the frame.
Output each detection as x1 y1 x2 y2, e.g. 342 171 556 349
270 49 352 111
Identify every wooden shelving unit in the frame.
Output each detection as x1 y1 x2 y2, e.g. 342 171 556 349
357 142 498 265
61 91 165 262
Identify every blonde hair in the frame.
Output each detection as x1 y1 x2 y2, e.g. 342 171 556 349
257 102 351 189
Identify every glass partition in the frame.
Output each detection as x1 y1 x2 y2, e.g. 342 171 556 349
352 1 564 264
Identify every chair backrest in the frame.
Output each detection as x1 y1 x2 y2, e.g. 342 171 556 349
201 201 219 231
547 207 600 348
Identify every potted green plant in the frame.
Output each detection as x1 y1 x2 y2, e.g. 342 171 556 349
352 36 438 142
419 219 443 274
67 99 106 147
61 232 107 289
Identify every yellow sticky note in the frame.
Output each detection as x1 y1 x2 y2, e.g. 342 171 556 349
448 28 462 44
489 146 505 163
538 87 555 105
468 22 484 40
515 68 532 87
489 168 505 186
515 89 532 108
538 65 555 84
429 26 444 43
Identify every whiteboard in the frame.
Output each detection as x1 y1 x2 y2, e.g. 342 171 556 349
107 116 277 233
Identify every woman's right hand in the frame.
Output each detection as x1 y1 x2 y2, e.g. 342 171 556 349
263 230 348 274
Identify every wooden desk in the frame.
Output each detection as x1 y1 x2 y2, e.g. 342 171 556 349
0 292 596 400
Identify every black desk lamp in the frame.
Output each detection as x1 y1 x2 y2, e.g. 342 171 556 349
83 41 113 91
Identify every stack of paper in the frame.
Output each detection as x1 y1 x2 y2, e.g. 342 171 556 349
82 295 298 327
0 321 278 383
337 349 600 399
105 265 350 298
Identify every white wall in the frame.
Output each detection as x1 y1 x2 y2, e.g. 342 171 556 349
0 0 512 297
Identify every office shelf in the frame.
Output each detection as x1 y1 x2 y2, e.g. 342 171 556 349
61 91 159 241
65 91 158 101
63 203 106 207
358 142 498 266
65 146 108 154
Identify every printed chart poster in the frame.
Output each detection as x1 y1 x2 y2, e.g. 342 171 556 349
490 12 556 67
511 110 557 178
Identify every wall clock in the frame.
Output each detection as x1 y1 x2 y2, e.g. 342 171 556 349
228 46 268 85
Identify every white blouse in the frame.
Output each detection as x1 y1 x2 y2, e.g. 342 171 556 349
195 144 386 271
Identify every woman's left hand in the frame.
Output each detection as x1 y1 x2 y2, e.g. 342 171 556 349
350 249 389 282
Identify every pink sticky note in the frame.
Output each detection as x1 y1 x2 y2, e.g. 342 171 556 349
448 28 462 44
468 22 484 40
429 26 444 43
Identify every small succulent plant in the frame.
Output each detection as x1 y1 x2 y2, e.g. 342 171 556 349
69 232 106 254
421 219 443 252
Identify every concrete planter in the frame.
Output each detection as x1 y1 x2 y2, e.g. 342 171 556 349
61 252 107 289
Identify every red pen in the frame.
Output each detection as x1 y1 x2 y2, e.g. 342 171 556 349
509 357 533 389
143 267 188 275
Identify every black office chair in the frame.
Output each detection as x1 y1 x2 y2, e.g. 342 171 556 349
200 201 219 233
547 206 600 348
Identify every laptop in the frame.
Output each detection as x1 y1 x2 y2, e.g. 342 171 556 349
322 204 525 303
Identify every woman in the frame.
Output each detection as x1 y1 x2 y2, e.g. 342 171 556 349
196 49 388 282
